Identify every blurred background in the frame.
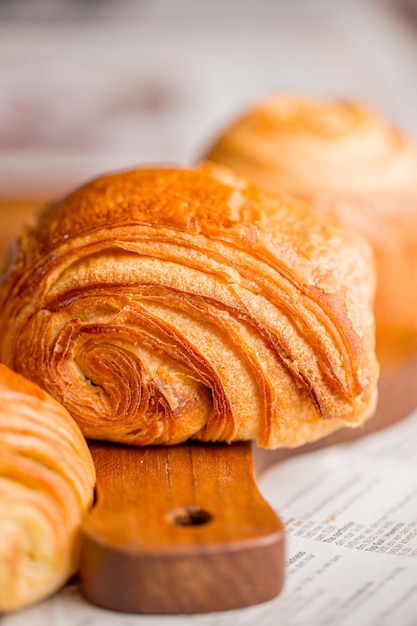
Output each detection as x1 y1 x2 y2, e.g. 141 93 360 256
1 0 417 201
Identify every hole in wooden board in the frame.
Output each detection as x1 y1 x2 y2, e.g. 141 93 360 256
167 505 212 526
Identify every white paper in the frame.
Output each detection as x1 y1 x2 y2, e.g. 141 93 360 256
3 408 417 626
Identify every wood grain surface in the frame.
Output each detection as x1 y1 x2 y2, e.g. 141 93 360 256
80 441 285 614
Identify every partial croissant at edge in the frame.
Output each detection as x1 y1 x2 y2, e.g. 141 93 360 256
0 163 379 449
0 363 96 613
206 95 417 354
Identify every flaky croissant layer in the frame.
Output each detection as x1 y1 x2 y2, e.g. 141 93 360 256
0 163 378 449
206 95 417 346
0 364 95 613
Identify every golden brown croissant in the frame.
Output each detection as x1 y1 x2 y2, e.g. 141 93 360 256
0 363 95 613
0 163 378 449
206 96 417 360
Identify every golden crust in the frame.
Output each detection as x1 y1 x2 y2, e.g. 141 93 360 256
207 95 417 345
0 163 378 449
0 363 95 613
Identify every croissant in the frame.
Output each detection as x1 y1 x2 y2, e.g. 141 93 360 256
206 96 417 360
0 363 95 613
0 163 378 449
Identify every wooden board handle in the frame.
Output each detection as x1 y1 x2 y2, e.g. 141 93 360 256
79 441 285 614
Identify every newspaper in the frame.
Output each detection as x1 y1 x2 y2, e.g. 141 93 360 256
3 407 417 626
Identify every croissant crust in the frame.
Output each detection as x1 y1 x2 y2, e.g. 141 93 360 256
0 163 378 449
0 363 95 613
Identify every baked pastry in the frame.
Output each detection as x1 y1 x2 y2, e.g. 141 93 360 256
0 163 378 449
0 363 95 613
206 96 417 362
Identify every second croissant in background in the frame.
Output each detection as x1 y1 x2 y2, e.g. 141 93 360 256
207 95 417 366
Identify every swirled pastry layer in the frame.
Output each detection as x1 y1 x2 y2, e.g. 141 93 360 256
0 163 378 449
0 364 95 613
207 96 417 344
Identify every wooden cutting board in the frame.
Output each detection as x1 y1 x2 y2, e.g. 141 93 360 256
80 441 285 614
